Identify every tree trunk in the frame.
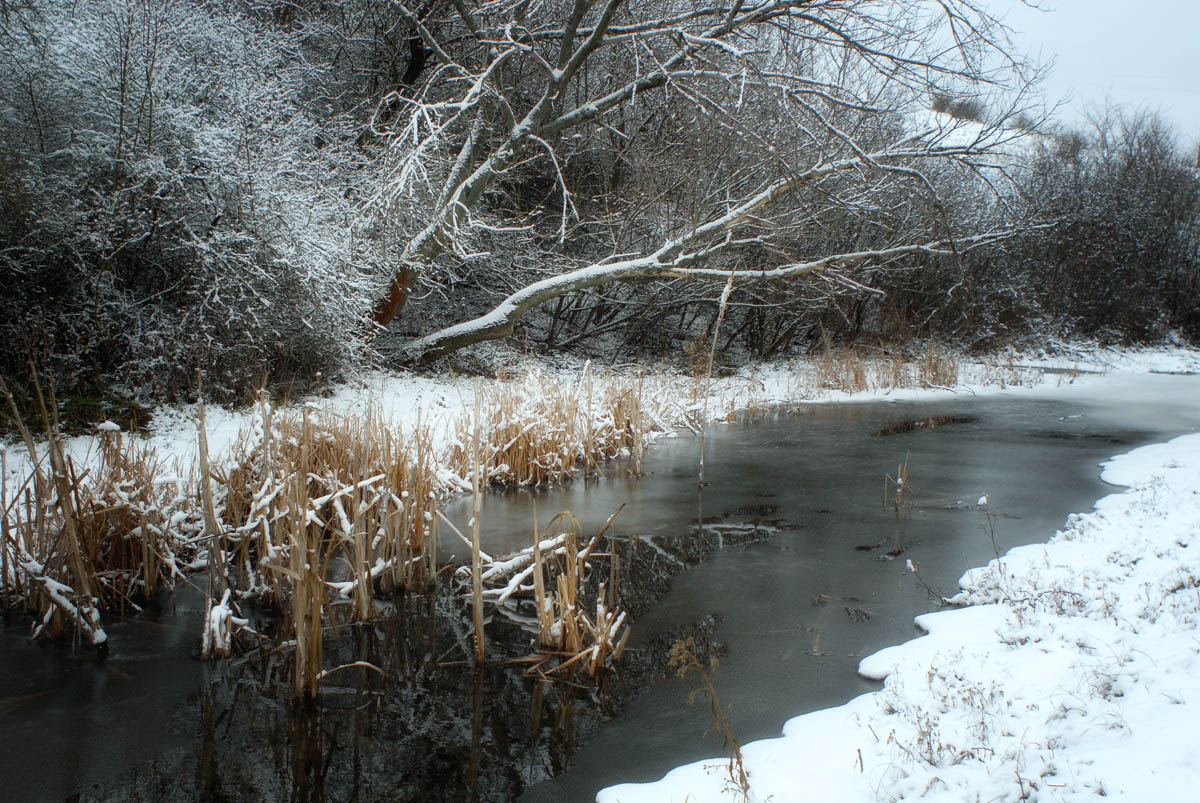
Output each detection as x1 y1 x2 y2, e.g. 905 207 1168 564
372 265 418 328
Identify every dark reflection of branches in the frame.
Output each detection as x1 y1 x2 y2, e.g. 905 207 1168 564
169 589 608 802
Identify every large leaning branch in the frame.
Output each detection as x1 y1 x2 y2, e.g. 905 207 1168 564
393 229 1014 364
366 0 1032 359
391 139 1025 363
371 1 818 327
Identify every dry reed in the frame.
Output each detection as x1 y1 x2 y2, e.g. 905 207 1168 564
470 380 485 664
217 397 441 606
809 342 964 395
1 376 195 647
885 451 913 511
445 367 661 488
209 397 450 698
670 636 750 800
465 508 630 679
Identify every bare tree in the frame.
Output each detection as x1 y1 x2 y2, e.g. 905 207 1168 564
364 0 1036 362
0 0 1043 395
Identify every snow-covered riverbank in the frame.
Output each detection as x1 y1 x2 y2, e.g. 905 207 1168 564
8 344 1198 498
599 422 1200 801
2 346 1198 800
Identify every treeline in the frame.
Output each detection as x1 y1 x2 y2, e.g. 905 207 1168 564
1 1 1197 405
873 113 1200 350
537 110 1200 361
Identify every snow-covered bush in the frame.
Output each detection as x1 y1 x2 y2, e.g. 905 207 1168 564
0 0 390 400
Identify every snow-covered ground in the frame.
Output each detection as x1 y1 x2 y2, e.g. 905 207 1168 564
5 344 1199 516
598 382 1200 801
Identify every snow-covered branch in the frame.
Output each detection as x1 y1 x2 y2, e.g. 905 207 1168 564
363 0 1037 356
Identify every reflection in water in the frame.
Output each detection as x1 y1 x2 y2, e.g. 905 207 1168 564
100 585 688 803
875 414 977 437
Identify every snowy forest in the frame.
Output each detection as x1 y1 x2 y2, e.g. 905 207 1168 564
1 0 1197 403
4 3 1200 803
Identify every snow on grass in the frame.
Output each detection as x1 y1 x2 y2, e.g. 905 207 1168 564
598 430 1200 802
5 344 1197 503
992 340 1200 375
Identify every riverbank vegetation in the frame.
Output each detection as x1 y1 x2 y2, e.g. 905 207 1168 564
1 1 1196 411
0 347 1045 691
1 364 671 693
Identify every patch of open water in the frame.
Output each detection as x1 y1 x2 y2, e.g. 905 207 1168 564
495 382 1200 801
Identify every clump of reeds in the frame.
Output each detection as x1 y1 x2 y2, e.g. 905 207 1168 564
201 588 252 659
815 347 871 393
915 346 959 388
973 351 1042 389
807 342 964 395
4 364 665 694
74 424 195 606
206 397 446 699
445 366 660 488
464 508 630 679
215 396 441 605
2 376 196 647
527 513 629 678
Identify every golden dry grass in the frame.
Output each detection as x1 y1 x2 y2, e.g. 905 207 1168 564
2 376 195 645
809 343 961 394
2 367 665 695
445 368 660 488
473 508 630 679
211 399 446 698
216 398 443 610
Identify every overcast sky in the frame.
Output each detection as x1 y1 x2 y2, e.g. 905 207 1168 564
991 0 1200 147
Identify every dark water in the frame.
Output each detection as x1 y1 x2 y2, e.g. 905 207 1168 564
486 379 1200 801
3 376 1198 802
0 590 206 800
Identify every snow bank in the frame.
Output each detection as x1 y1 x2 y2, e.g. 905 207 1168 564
1000 341 1200 375
599 431 1200 802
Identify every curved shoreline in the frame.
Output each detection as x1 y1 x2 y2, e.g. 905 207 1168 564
600 430 1200 802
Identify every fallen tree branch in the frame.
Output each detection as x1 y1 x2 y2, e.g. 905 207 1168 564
391 225 1028 364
